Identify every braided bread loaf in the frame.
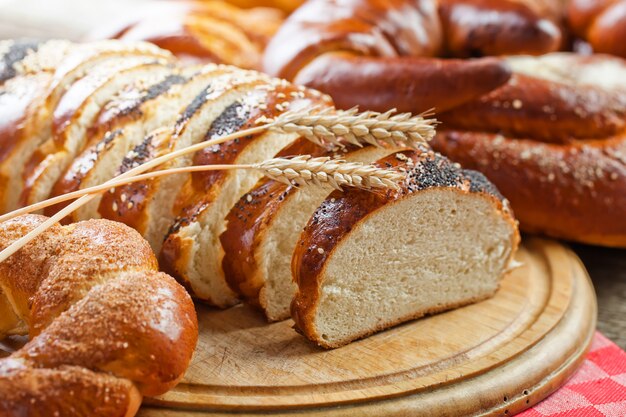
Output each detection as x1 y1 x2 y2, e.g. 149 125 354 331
0 214 197 417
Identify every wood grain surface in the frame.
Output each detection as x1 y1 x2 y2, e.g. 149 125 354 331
138 238 596 416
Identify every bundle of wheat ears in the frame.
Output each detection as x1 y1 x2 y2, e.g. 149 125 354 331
0 107 437 263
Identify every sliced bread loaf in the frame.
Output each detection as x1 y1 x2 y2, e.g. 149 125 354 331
291 148 520 348
47 66 214 221
0 41 171 213
159 81 333 307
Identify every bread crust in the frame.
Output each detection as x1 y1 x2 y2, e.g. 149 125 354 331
46 70 189 218
98 68 266 241
291 149 519 348
0 41 171 212
220 139 339 313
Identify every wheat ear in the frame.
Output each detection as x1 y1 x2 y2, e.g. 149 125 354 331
260 107 437 148
0 106 430 263
1 157 404 222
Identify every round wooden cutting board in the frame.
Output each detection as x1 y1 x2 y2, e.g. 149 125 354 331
140 238 597 417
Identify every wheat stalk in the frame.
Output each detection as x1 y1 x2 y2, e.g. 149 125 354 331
259 107 437 148
259 155 403 190
0 157 404 222
0 106 430 263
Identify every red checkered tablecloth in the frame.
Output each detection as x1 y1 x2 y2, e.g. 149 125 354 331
520 333 626 417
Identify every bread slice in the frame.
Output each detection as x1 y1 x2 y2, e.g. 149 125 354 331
291 148 520 348
221 142 398 321
98 67 272 252
159 81 332 307
47 65 210 221
0 40 171 213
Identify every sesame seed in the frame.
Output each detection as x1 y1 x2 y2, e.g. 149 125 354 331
246 194 252 202
112 202 118 212
317 247 324 254
512 99 523 109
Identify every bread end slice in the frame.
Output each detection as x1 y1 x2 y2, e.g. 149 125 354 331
291 149 520 348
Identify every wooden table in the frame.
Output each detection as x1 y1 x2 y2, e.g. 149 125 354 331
572 243 626 350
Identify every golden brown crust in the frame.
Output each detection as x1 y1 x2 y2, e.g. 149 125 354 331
439 69 626 142
439 0 562 56
431 131 626 247
290 149 519 348
293 53 512 114
0 215 198 415
98 1 284 70
0 360 141 417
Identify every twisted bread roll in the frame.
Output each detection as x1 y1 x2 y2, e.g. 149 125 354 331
0 215 198 417
92 1 285 70
263 0 562 114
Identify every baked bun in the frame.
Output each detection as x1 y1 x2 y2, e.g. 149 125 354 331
0 214 197 416
291 149 520 348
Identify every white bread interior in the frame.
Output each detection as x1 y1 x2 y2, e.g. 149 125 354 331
167 128 302 308
310 188 517 348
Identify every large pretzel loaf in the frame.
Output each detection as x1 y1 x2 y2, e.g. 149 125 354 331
0 215 198 417
262 0 626 247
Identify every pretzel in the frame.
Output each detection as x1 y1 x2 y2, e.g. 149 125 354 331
263 0 562 114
